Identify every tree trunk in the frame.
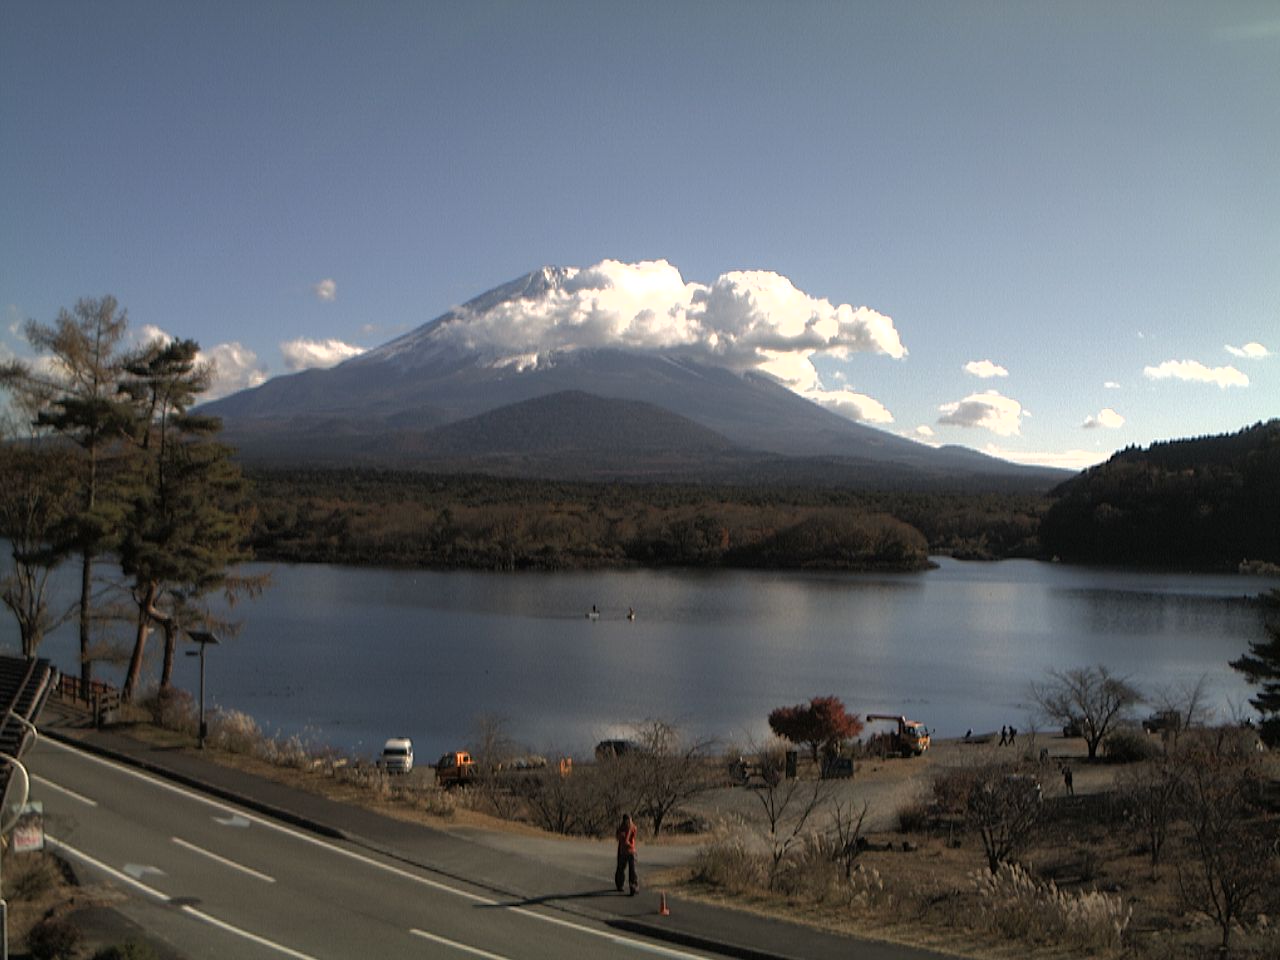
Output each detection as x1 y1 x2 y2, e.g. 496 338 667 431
123 580 158 702
160 619 177 689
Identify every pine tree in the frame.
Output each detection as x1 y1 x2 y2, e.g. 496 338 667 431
1229 590 1280 746
117 339 255 700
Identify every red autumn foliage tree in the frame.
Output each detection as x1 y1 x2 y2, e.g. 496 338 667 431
767 695 863 762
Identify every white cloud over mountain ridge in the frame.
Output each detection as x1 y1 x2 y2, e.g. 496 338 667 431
424 259 908 423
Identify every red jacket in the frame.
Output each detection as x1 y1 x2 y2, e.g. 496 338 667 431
617 820 637 854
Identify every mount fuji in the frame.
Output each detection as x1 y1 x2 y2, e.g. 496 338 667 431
201 267 1065 488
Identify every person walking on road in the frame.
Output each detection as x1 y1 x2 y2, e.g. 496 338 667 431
615 813 639 895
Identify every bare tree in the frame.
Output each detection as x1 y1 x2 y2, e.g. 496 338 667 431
1 296 133 684
1031 664 1143 760
0 442 78 655
745 742 833 888
1176 751 1277 951
1149 672 1213 750
628 719 715 837
1117 758 1184 876
467 713 522 819
828 797 869 880
936 762 1042 874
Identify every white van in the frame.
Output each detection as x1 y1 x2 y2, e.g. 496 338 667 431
380 737 414 774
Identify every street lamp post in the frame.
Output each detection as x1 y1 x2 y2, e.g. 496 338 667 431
185 631 219 748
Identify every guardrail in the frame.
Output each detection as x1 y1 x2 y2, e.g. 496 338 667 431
55 675 122 727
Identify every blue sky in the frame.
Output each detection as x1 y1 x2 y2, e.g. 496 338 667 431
2 1 1276 469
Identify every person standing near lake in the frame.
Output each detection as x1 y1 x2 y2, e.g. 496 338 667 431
615 813 638 895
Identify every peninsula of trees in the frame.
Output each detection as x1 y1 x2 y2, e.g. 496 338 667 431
1039 420 1280 570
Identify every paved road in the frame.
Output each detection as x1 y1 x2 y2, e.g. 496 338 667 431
30 738 723 960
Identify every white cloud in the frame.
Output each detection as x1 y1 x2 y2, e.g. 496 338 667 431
1082 407 1125 430
201 342 269 400
314 279 337 302
1104 381 1121 389
937 390 1025 437
429 260 907 419
804 387 894 424
963 359 1008 379
135 324 172 346
983 444 1111 471
914 425 935 438
1225 341 1271 359
281 337 366 371
1143 359 1248 388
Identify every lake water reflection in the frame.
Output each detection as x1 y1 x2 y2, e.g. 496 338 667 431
20 558 1278 761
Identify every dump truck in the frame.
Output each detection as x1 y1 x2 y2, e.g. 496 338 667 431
865 714 931 757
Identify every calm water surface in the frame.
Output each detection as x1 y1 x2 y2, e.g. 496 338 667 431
16 558 1278 760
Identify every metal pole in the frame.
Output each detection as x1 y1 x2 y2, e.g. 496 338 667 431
198 642 207 749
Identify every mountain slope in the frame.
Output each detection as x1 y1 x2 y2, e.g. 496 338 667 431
202 267 1066 487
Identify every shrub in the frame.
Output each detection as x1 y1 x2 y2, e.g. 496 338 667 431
690 832 767 893
259 733 312 769
5 851 63 900
207 709 263 755
772 835 843 903
847 864 897 915
896 800 930 833
1102 729 1161 763
971 862 1131 953
26 916 82 960
142 686 197 733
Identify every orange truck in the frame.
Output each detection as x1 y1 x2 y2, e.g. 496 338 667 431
865 714 931 757
435 750 477 787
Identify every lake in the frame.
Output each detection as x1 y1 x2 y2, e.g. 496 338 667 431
11 557 1278 761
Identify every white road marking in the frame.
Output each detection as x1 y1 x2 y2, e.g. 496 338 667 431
410 928 513 959
46 835 318 960
47 837 169 900
504 902 711 958
44 740 711 959
214 813 253 828
124 863 166 880
173 835 276 883
181 903 320 960
32 774 98 806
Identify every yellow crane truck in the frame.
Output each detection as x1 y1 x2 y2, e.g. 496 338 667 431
865 714 931 757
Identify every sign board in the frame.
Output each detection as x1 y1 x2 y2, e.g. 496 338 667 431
11 802 43 853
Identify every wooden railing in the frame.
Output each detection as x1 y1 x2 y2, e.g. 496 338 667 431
55 674 122 725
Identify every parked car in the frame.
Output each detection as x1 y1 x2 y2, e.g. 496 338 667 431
380 737 414 774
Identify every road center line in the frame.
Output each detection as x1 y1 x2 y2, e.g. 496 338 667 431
32 774 98 806
46 835 316 960
410 928 512 959
172 836 276 883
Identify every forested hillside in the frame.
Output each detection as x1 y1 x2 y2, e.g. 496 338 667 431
1039 420 1280 568
245 469 1047 572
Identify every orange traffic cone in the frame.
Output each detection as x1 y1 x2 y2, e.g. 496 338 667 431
658 891 670 916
